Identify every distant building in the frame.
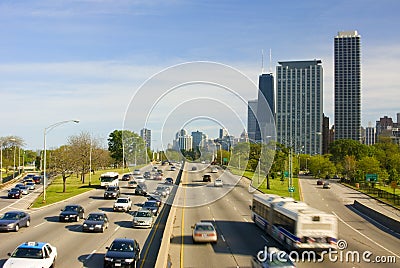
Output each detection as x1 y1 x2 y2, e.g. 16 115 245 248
276 60 323 155
247 100 258 142
140 128 151 149
255 73 275 142
334 30 362 142
173 129 193 151
219 128 228 139
322 114 330 154
191 130 204 149
365 126 376 145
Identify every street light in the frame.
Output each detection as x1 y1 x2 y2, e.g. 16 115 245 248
43 119 79 203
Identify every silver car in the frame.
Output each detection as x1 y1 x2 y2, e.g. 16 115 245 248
192 222 217 243
132 210 154 228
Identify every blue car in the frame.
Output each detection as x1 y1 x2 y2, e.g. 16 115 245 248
0 211 30 232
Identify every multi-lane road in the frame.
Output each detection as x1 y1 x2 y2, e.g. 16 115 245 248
1 163 399 268
0 165 180 268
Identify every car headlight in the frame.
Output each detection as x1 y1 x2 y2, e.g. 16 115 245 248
7 223 14 227
125 258 134 263
95 224 102 228
83 224 88 227
104 257 113 261
133 220 138 223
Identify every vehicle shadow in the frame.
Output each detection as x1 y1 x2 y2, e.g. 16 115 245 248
65 224 82 233
114 220 133 229
44 216 60 223
97 207 114 212
78 253 104 268
88 196 105 200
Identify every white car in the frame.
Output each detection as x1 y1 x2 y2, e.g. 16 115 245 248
4 241 57 268
133 169 141 175
132 210 154 228
211 167 218 173
135 176 145 183
214 179 223 187
113 197 132 212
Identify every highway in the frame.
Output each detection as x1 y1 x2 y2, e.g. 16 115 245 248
0 165 180 268
169 164 400 267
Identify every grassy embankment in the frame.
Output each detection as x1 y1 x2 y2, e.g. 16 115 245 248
228 167 300 200
30 168 132 208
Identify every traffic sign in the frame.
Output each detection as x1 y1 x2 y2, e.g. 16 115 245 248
366 174 378 182
288 186 295 193
284 171 289 178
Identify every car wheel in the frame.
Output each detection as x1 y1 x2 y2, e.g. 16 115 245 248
14 224 19 232
101 226 105 233
26 220 30 227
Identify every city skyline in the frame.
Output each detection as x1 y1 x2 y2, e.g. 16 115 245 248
1 1 399 150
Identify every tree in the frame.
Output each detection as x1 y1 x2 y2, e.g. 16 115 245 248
50 145 74 192
329 139 369 163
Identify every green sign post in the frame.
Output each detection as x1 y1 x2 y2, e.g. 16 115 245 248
288 186 295 193
366 174 378 182
284 171 289 178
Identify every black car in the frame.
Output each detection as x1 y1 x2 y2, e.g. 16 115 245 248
0 211 30 232
8 188 22 199
121 174 133 181
82 212 109 232
104 186 120 199
203 174 211 182
143 171 151 179
147 194 162 207
59 204 85 222
104 238 140 268
135 184 147 196
33 175 42 184
142 201 159 216
165 177 174 184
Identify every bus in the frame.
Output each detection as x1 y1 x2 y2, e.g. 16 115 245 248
251 193 338 251
100 172 119 188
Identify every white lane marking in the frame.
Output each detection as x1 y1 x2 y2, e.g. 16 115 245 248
33 222 46 228
207 206 210 210
261 235 269 243
86 250 96 260
243 218 249 222
332 211 400 259
221 235 226 242
114 226 120 231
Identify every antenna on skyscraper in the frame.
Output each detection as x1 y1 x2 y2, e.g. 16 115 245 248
261 49 264 73
269 48 272 73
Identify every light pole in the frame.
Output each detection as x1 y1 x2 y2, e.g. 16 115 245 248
0 140 3 184
12 145 16 179
43 119 79 203
89 137 92 186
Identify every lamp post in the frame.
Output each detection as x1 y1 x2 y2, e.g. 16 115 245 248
0 140 3 184
12 145 16 179
43 119 79 203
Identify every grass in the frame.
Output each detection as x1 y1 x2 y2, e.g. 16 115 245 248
229 167 300 200
30 167 131 208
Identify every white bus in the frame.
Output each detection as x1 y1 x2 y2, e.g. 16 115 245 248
251 194 338 251
100 172 119 188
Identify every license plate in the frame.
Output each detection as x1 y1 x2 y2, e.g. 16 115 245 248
202 234 208 237
115 263 121 266
89 227 94 230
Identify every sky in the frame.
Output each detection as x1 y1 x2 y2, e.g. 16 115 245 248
1 0 399 151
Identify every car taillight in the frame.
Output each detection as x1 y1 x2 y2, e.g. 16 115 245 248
208 233 216 236
194 233 202 237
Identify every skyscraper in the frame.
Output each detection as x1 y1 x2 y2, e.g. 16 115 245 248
247 100 258 142
255 73 275 142
276 60 323 155
334 30 361 142
140 128 151 149
191 130 204 149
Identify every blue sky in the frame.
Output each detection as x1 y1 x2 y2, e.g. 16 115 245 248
1 0 399 150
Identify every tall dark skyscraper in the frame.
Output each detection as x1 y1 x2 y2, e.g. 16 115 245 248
334 30 361 142
247 100 258 142
255 73 274 142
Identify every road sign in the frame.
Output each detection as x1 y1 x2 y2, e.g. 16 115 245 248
366 174 378 182
391 181 397 189
284 171 289 178
288 186 295 193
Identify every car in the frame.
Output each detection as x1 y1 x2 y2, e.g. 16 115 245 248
8 188 22 199
211 167 218 173
142 201 160 216
82 212 109 232
132 210 155 228
135 184 148 196
191 166 197 171
121 173 133 181
323 182 331 189
147 194 162 207
157 169 164 176
170 166 176 171
113 197 132 212
214 179 223 187
143 171 151 179
250 247 296 268
15 183 25 189
203 174 211 182
152 166 158 171
135 176 145 183
18 186 29 195
104 238 140 268
32 175 42 184
4 242 57 268
192 222 217 243
317 179 323 185
133 169 141 175
0 211 30 232
153 186 169 197
165 177 174 184
153 174 162 180
22 177 34 184
128 180 138 188
104 186 120 199
59 204 85 222
25 182 36 190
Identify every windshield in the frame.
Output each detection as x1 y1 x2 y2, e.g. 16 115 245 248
1 213 19 220
136 211 152 217
64 206 78 212
195 224 215 231
110 241 134 252
101 177 116 182
11 248 43 259
116 199 128 203
87 214 104 221
144 202 157 207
